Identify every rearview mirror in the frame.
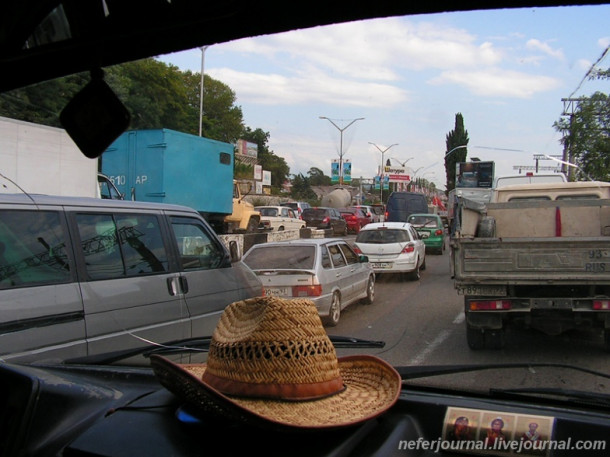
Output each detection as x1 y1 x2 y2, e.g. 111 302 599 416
60 72 131 159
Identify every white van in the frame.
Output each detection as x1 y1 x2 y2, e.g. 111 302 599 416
0 194 262 364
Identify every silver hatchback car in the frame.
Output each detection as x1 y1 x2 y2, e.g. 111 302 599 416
242 239 375 326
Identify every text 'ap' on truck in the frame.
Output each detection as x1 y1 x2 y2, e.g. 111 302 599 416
450 180 610 351
101 128 260 234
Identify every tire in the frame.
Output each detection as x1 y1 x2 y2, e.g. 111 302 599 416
361 275 375 304
420 256 426 270
466 323 485 350
246 217 259 233
485 327 506 349
324 292 341 326
466 323 505 350
604 329 610 352
278 226 285 231
408 259 421 280
477 216 496 238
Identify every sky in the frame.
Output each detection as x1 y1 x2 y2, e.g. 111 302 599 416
157 5 610 190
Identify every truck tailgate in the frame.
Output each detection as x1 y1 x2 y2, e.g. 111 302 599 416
453 237 610 284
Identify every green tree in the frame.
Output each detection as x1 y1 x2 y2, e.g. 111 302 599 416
553 89 610 181
290 174 318 201
308 167 331 186
241 127 290 192
444 113 469 194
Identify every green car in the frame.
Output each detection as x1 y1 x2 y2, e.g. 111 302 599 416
407 213 446 254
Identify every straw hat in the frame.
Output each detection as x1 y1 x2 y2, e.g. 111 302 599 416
150 296 401 430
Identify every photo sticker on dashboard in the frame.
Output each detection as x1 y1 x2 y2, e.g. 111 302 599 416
441 407 555 456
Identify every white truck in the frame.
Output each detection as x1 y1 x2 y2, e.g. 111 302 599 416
451 180 610 351
0 116 121 199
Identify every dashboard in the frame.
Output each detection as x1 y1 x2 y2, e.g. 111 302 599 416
1 362 608 456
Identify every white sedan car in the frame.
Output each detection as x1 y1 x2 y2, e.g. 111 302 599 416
353 222 426 280
255 206 306 231
242 239 375 326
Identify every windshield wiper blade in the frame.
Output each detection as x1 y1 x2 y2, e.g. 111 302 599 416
396 363 610 381
330 335 385 348
65 335 384 365
490 387 610 407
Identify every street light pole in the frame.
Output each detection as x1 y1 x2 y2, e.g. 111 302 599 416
199 45 210 137
444 144 468 158
320 117 364 185
369 142 398 202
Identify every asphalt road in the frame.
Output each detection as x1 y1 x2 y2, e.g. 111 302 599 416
328 238 610 395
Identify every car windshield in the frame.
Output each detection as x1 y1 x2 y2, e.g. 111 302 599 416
2 1 610 432
243 245 316 270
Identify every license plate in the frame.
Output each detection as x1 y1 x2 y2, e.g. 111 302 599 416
372 262 392 269
457 285 507 296
264 287 291 297
419 232 430 238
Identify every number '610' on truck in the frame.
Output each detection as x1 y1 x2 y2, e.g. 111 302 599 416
101 129 260 234
450 180 610 351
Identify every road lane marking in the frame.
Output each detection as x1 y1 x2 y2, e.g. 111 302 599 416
453 311 465 324
408 312 464 364
409 329 451 365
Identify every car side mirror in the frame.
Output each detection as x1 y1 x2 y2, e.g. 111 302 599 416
359 255 369 263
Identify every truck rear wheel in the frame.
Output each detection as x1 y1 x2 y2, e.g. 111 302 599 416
604 329 610 353
466 323 505 350
466 324 485 350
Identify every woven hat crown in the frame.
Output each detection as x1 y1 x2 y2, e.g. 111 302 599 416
202 296 343 399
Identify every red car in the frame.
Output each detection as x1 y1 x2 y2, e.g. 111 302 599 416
339 207 369 234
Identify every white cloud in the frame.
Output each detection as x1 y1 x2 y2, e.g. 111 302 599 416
208 67 408 107
525 39 565 60
428 68 561 98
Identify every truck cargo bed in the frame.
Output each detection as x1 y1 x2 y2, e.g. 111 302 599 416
453 237 610 284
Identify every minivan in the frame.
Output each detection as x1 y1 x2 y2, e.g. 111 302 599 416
385 192 429 222
0 194 262 364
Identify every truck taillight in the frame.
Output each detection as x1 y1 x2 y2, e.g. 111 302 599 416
292 285 322 297
402 243 415 253
593 300 610 310
469 300 512 310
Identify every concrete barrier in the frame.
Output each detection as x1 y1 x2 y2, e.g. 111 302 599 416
219 228 305 259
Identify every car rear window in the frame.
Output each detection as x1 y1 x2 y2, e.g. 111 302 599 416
356 229 411 243
243 245 316 270
408 216 438 227
302 209 327 218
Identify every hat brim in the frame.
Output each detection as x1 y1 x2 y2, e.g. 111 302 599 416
150 354 401 430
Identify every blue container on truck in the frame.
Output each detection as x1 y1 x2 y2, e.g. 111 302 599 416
102 129 234 229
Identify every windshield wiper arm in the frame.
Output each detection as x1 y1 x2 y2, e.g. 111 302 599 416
396 363 610 381
65 335 384 365
490 387 610 407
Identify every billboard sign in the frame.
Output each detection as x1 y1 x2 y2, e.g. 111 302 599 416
456 161 494 188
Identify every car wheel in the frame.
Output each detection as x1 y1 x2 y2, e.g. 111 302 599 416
324 292 341 326
361 275 375 304
278 226 284 231
604 328 610 352
408 260 421 281
420 256 426 270
343 224 348 236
